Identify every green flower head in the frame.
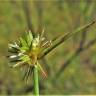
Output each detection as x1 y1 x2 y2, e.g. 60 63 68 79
8 30 52 82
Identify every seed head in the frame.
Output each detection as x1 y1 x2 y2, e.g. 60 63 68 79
8 30 52 82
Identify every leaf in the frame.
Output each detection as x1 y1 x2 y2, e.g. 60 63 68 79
38 20 96 59
19 37 28 47
27 31 33 46
19 55 30 62
37 62 47 78
11 61 25 68
8 48 19 53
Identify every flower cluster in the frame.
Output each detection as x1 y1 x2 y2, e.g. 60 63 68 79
8 30 51 82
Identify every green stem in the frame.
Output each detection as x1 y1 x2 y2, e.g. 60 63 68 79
33 65 39 96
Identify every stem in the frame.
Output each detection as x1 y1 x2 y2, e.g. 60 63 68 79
33 65 39 96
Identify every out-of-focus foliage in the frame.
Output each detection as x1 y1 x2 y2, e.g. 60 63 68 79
0 0 96 95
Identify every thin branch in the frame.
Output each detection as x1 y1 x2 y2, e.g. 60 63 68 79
38 20 96 59
22 1 35 37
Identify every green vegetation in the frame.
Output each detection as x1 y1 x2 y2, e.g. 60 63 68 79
0 0 96 95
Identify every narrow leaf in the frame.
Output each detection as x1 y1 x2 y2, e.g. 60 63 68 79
39 20 96 59
37 62 47 78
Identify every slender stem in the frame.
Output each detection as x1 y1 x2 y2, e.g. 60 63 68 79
33 65 39 96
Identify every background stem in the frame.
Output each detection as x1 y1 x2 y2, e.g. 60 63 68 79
33 65 39 96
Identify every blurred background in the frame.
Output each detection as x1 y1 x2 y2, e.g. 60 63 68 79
0 0 96 95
